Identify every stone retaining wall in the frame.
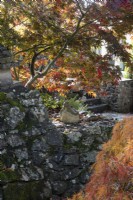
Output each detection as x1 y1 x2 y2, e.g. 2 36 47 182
100 80 133 113
99 83 119 111
117 80 133 113
0 86 115 200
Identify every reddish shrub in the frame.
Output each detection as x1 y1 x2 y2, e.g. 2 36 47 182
70 118 133 200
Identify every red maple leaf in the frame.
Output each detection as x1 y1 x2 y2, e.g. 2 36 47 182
97 68 102 78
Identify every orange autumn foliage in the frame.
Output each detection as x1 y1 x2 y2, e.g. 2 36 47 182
70 117 133 200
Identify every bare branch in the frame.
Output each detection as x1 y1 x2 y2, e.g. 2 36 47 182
75 0 84 15
14 44 51 56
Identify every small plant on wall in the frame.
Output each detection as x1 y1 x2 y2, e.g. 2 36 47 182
41 93 65 110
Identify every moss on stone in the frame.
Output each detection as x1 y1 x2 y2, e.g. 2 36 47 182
7 98 25 112
0 92 25 112
0 161 5 171
16 121 26 131
16 117 37 132
63 134 87 151
0 92 6 101
0 169 19 182
3 181 50 200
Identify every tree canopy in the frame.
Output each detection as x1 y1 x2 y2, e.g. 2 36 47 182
0 0 133 93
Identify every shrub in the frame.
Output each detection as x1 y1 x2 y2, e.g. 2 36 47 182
86 118 133 200
67 95 88 113
70 118 133 200
41 93 64 110
41 93 89 113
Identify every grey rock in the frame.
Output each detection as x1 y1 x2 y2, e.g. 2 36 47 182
66 131 82 143
0 109 4 118
0 139 7 150
14 148 28 161
30 106 48 123
64 154 79 166
52 152 64 163
31 127 42 136
7 135 24 147
46 159 62 171
0 134 5 140
23 127 42 137
20 167 42 181
46 131 63 146
82 125 101 135
82 136 94 147
52 181 67 194
0 187 3 200
62 168 82 180
95 136 104 143
79 171 90 184
9 130 19 135
51 195 61 200
27 90 40 99
60 102 80 123
6 107 25 129
32 138 48 152
70 178 79 184
32 152 48 166
49 168 82 181
21 99 38 107
64 183 82 198
41 182 52 199
82 150 98 163
1 104 10 111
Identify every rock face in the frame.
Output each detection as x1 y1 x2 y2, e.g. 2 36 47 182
60 102 80 123
0 86 115 200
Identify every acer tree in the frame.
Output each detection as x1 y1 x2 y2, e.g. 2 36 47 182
69 117 133 200
0 0 133 93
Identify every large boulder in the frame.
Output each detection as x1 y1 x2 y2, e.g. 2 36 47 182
60 102 80 123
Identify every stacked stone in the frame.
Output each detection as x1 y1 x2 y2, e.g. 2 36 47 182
0 86 115 200
0 45 20 89
0 45 12 88
100 83 119 111
0 45 12 69
117 80 133 113
100 81 133 113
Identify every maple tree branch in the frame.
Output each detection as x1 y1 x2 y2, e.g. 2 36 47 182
25 7 97 88
75 0 84 15
35 12 86 74
43 19 67 37
13 44 48 56
25 13 85 88
30 46 52 77
14 40 65 56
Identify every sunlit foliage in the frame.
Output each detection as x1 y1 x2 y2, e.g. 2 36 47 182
1 0 133 93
